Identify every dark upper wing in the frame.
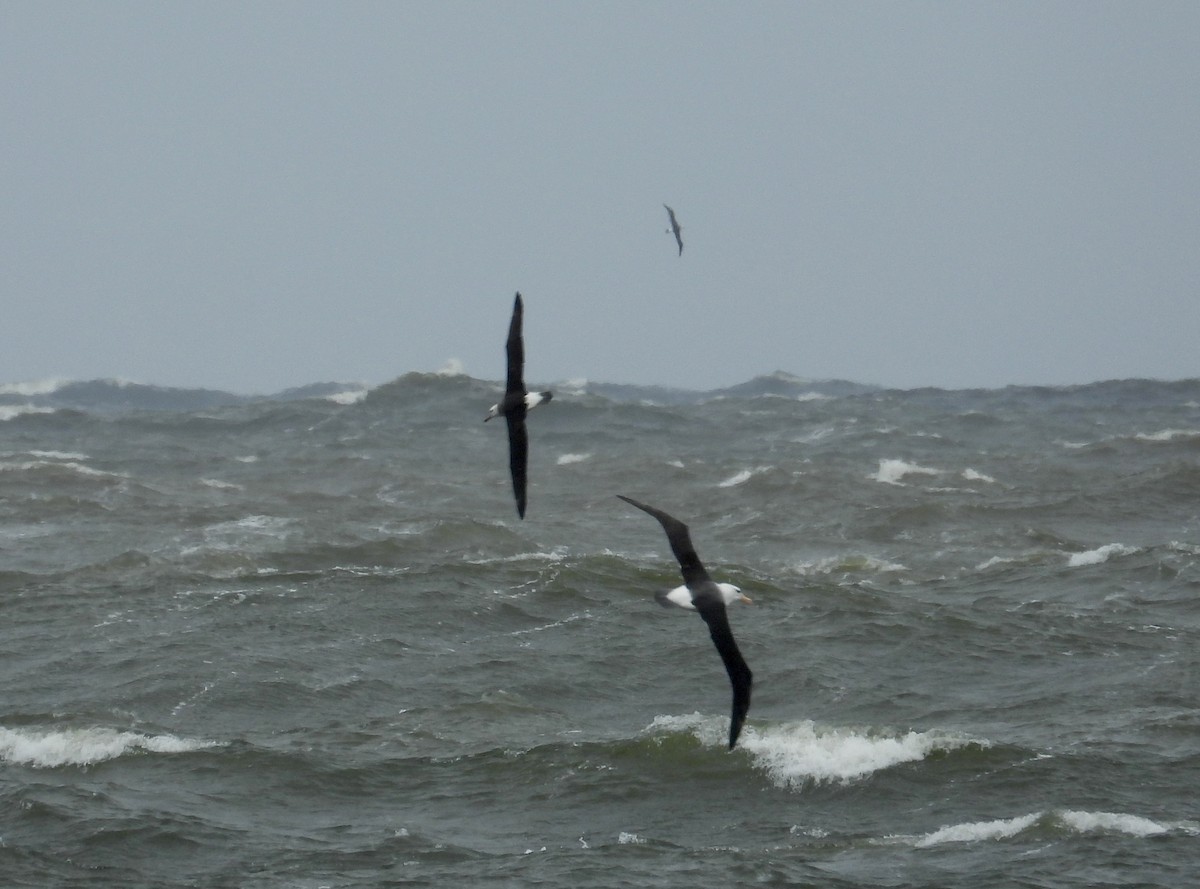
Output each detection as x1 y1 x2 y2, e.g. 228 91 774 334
694 592 753 750
616 495 710 587
506 411 528 519
663 204 683 254
505 292 525 395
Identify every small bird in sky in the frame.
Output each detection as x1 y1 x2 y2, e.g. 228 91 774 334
663 203 684 256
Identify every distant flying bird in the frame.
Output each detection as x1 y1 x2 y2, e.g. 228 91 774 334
663 203 683 256
616 494 753 749
485 293 552 518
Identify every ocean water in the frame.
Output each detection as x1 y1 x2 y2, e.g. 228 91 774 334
1 372 1198 887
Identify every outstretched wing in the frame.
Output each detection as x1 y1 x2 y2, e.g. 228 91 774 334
506 412 528 518
616 494 711 587
694 594 753 749
505 292 525 395
663 204 683 255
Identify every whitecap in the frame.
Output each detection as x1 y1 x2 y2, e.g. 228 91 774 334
0 405 57 422
28 449 89 461
465 549 566 566
872 459 940 485
1134 428 1200 442
201 478 243 491
1067 543 1137 567
0 378 67 396
902 809 1200 848
718 466 771 488
649 714 981 786
962 468 996 483
913 812 1042 847
326 387 369 405
0 459 125 479
744 720 981 787
975 555 1020 572
618 831 647 845
435 358 466 377
557 452 591 465
0 726 219 768
1059 809 1199 837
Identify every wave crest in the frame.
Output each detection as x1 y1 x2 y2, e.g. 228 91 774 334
0 726 220 768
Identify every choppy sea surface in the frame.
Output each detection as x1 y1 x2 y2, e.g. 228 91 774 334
1 372 1197 888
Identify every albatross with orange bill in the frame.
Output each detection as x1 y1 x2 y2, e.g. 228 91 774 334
617 494 753 749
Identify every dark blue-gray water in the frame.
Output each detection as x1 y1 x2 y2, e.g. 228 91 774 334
2 373 1198 887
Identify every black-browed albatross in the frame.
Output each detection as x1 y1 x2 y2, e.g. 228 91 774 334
616 494 753 749
663 203 684 256
485 292 552 518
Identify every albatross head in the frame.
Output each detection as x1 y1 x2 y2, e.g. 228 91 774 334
484 402 500 422
719 582 753 606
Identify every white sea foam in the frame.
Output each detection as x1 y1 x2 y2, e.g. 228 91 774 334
650 714 979 787
221 515 291 534
1067 543 1137 567
0 378 68 396
0 459 124 479
0 405 57 421
962 468 996 483
466 549 567 566
872 459 940 485
435 358 466 377
792 554 907 577
0 726 219 768
744 721 980 787
186 515 294 554
904 809 1199 848
201 478 243 491
28 449 89 461
510 611 590 638
718 466 771 487
914 812 1043 847
557 452 591 465
1134 428 1200 442
326 387 369 405
1058 809 1199 837
617 831 647 845
975 554 1020 572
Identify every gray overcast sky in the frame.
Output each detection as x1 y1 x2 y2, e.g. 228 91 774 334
3 2 1197 393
